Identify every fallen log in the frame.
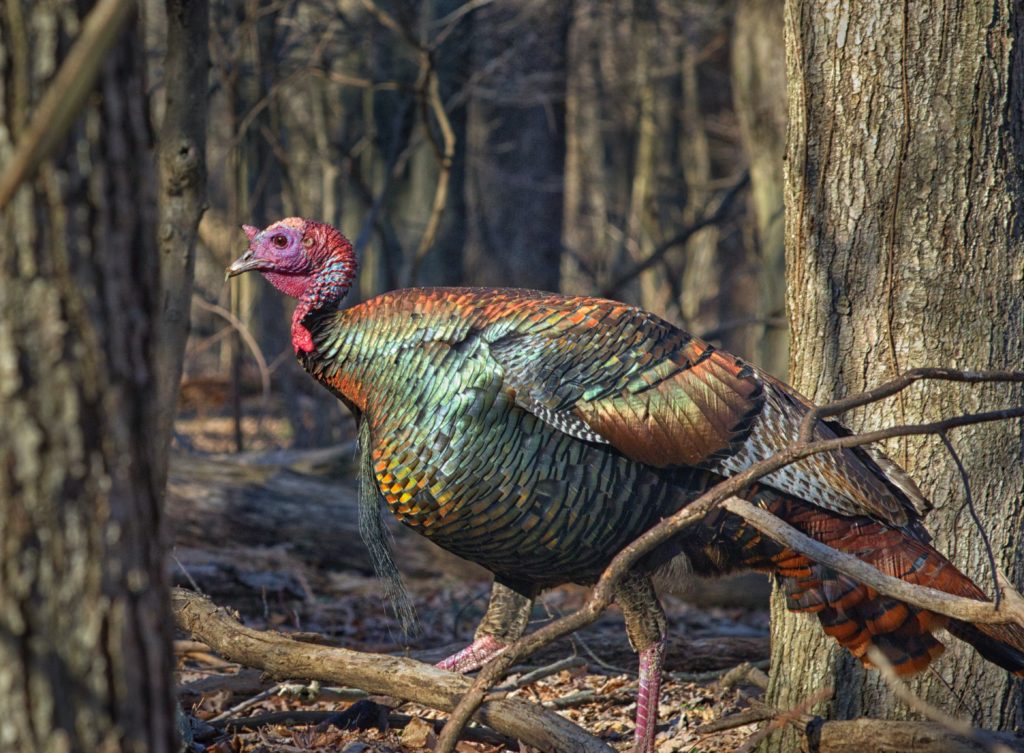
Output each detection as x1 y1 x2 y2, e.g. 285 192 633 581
809 718 1023 753
166 450 484 579
172 587 611 753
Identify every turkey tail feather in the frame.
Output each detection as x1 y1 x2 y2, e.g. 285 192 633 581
704 493 1024 677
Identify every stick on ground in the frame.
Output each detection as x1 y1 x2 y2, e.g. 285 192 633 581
171 587 612 753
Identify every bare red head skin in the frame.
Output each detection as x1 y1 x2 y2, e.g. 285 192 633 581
226 218 357 353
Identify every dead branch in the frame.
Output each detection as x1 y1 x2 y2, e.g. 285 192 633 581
434 371 1024 753
696 706 774 734
171 587 612 753
865 646 1022 753
191 295 271 412
717 661 770 691
809 719 1024 753
699 696 1024 752
797 368 1024 442
357 0 422 50
940 431 1000 602
719 497 1024 626
0 0 135 210
733 687 834 753
431 0 498 49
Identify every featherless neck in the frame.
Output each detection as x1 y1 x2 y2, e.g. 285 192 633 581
305 256 356 311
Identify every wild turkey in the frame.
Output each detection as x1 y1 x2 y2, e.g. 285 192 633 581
227 217 1024 753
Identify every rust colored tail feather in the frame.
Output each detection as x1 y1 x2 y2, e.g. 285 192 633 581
701 493 1024 677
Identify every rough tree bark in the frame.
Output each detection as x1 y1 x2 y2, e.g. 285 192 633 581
764 1 1024 749
0 3 176 752
155 0 208 484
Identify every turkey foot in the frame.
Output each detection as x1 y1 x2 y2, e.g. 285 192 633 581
436 634 508 673
632 638 666 753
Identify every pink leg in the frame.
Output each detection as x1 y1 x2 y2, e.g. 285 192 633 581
435 634 508 673
633 638 666 753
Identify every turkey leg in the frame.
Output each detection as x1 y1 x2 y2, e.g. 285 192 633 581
437 581 534 671
617 572 668 753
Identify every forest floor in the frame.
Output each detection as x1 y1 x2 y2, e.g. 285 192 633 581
173 404 771 753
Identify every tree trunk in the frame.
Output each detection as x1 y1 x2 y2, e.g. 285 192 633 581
764 1 1024 749
463 0 568 290
0 3 176 752
731 0 787 379
155 0 208 484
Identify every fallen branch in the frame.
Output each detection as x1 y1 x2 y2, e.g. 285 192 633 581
696 706 774 734
865 646 1023 753
809 719 1024 753
171 587 612 753
733 687 834 753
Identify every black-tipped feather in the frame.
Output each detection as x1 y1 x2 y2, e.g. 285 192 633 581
357 418 419 637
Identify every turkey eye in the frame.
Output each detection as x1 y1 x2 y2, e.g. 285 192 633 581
272 234 288 249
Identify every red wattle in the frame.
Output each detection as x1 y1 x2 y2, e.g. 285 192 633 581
292 323 314 353
291 304 315 353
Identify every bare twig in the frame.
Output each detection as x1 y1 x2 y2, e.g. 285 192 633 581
0 0 135 210
733 687 833 753
720 496 1024 626
940 432 1000 606
496 656 586 692
172 588 612 753
357 0 422 50
700 314 787 341
696 706 774 735
192 295 272 415
797 368 1024 442
601 171 750 297
431 0 498 49
209 684 283 724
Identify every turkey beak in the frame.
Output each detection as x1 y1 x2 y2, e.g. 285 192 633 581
225 250 262 280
